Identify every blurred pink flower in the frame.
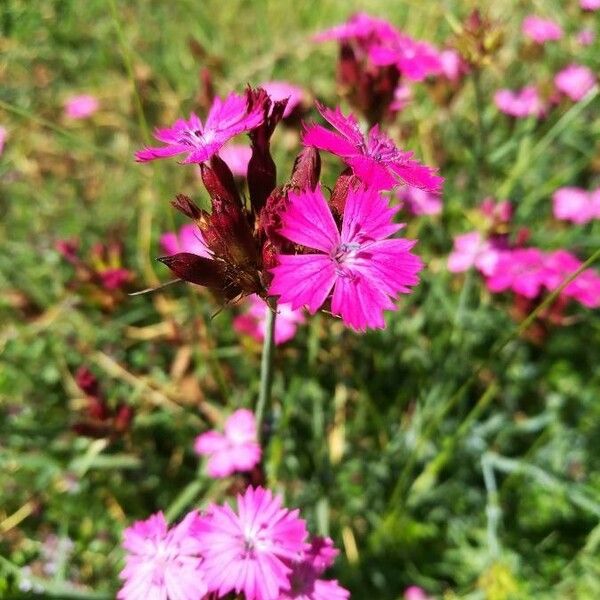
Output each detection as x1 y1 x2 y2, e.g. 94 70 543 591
404 586 431 600
485 248 547 298
99 268 132 291
554 64 596 101
494 86 545 118
553 187 600 224
438 49 468 82
64 94 99 120
136 92 264 163
197 486 308 600
397 186 442 216
448 232 503 276
261 81 305 118
313 12 398 44
303 103 443 193
390 84 413 112
218 142 251 177
304 537 339 574
118 511 206 600
543 250 600 308
576 28 595 46
194 408 261 478
233 294 305 345
580 0 600 10
480 198 512 223
0 126 6 154
270 184 423 332
522 16 563 43
160 223 211 258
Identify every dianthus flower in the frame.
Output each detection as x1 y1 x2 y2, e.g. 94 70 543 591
118 511 206 600
552 187 600 225
404 586 432 600
160 223 211 258
580 0 600 10
485 248 548 298
397 186 442 216
302 103 442 193
494 87 545 118
448 232 503 276
577 28 595 46
522 16 563 43
279 539 349 600
64 94 99 119
312 12 398 45
261 81 305 118
136 91 264 163
269 184 423 332
234 294 305 345
218 142 252 177
554 64 596 102
194 408 261 477
197 486 308 600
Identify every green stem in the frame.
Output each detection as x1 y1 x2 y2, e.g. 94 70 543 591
255 302 277 442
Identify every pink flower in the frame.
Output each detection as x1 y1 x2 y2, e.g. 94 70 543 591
576 28 595 46
99 268 132 291
494 87 545 118
522 16 563 43
479 198 512 223
136 92 264 163
303 537 339 574
580 0 600 10
194 408 261 478
269 184 423 332
485 248 548 298
404 586 431 600
552 187 600 224
197 486 308 600
448 232 502 276
543 250 600 308
64 94 99 119
218 142 252 177
234 294 305 345
397 186 442 216
0 126 6 154
313 12 398 44
261 81 305 118
303 103 442 193
554 65 596 102
390 84 413 113
160 223 211 258
279 560 349 600
438 49 467 82
118 511 206 600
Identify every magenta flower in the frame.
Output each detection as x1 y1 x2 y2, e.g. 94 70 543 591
494 87 545 118
160 223 211 258
279 561 349 600
553 187 600 225
448 232 503 276
118 511 206 600
234 294 305 345
554 65 596 102
136 92 264 163
543 250 600 308
313 12 398 44
194 408 261 478
580 0 600 10
522 16 563 43
404 586 432 600
197 486 308 600
269 184 423 332
576 28 595 46
0 126 6 155
479 198 512 224
390 84 413 113
303 103 442 193
397 186 442 216
261 81 305 118
438 49 467 82
64 94 99 119
485 248 547 298
218 142 252 177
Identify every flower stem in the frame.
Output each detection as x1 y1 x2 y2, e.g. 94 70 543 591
255 302 277 442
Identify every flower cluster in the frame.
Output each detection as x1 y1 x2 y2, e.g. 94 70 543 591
553 186 600 225
313 12 466 122
522 16 563 45
141 85 439 332
494 86 545 119
119 487 349 600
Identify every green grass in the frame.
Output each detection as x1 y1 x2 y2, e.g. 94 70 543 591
1 1 600 598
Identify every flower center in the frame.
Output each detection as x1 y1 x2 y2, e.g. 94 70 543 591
333 242 360 263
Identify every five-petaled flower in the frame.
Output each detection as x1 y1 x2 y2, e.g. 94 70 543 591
302 103 443 193
135 91 264 164
269 184 423 332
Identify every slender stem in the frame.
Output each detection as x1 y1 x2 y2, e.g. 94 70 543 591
255 302 277 442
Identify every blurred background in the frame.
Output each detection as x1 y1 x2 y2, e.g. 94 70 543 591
1 1 599 598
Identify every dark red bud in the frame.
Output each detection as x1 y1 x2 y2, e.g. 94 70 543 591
114 405 134 432
200 155 241 208
289 147 321 191
330 169 359 216
157 253 228 289
87 396 109 421
171 194 203 220
74 366 99 397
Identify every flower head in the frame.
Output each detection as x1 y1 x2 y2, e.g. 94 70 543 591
218 142 252 177
313 12 398 45
576 28 595 46
397 186 442 216
485 248 547 298
404 586 432 600
494 86 545 118
234 294 305 345
269 184 423 332
136 91 264 163
64 94 99 119
194 408 261 478
261 81 305 118
197 486 308 600
553 187 600 225
554 64 596 102
302 103 442 193
580 0 600 10
160 223 211 258
448 232 503 276
522 16 563 44
118 511 206 600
